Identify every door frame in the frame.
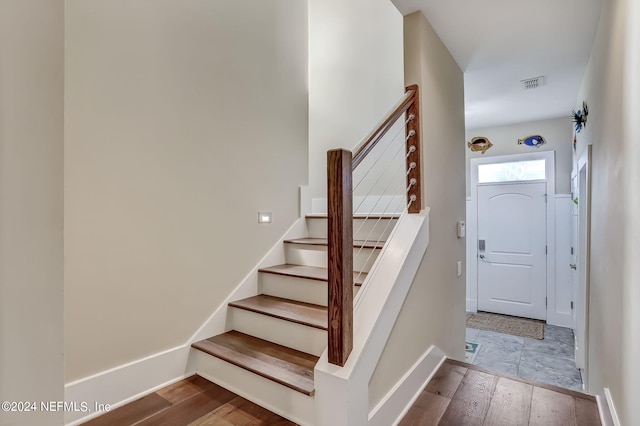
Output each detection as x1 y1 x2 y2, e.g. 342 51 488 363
572 145 591 384
467 151 556 321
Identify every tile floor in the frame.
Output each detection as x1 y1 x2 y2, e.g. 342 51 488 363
466 324 584 391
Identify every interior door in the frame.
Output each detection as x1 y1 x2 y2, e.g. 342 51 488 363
477 182 547 320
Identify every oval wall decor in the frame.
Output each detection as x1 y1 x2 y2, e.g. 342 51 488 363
517 135 546 148
467 136 493 154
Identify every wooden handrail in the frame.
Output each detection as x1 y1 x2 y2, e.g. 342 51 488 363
327 85 421 366
352 89 417 170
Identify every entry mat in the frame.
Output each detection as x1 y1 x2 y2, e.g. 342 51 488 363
466 311 544 340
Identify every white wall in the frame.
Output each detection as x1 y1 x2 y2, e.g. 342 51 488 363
65 0 308 382
466 117 572 196
624 0 640 422
369 10 466 409
308 0 405 202
573 0 640 423
0 1 64 424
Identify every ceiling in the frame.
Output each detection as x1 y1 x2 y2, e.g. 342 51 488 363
392 0 604 130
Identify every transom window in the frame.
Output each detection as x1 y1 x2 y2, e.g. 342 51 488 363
478 159 546 183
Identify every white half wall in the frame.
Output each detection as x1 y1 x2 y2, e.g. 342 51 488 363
314 209 431 426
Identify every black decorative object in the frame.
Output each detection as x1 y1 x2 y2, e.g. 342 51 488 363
571 101 589 133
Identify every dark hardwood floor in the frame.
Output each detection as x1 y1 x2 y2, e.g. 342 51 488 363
82 375 296 426
400 359 601 426
83 359 600 425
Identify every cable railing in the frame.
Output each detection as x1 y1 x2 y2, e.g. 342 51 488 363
327 85 421 366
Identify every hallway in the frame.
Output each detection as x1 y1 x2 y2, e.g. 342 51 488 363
466 324 583 391
399 359 599 425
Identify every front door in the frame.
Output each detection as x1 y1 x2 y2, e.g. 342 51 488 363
477 182 547 320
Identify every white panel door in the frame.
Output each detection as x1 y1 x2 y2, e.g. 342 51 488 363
477 182 547 320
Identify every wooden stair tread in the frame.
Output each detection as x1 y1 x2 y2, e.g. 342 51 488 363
192 331 318 396
305 213 400 219
259 264 368 286
229 295 327 330
284 237 384 249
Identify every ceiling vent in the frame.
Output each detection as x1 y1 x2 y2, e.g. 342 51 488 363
521 76 544 90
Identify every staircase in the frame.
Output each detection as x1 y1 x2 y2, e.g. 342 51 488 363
191 214 397 424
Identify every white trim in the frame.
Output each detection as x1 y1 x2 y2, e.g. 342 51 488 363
368 346 446 426
596 394 614 426
469 151 556 320
64 345 191 425
604 388 621 426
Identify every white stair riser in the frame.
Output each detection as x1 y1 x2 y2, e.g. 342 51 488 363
259 273 327 306
306 218 396 241
194 350 314 426
229 308 326 356
284 243 379 272
259 273 360 306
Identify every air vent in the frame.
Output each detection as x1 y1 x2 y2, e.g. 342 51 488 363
521 76 544 90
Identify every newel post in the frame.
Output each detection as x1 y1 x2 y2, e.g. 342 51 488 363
327 149 354 366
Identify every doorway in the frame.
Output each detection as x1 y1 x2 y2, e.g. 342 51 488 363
468 151 556 321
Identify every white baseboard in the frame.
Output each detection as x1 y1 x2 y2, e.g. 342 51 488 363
64 345 191 425
603 388 621 426
466 298 477 313
368 345 446 426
